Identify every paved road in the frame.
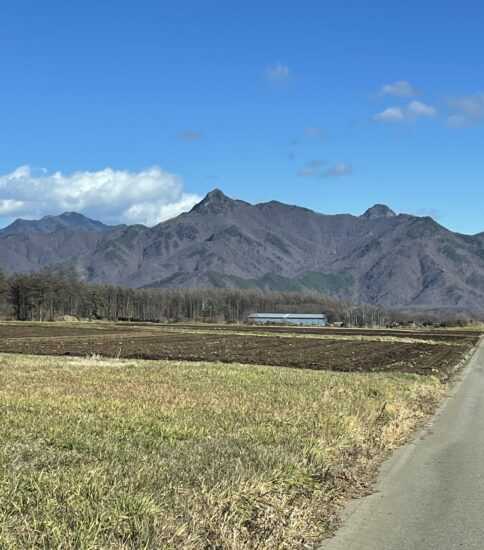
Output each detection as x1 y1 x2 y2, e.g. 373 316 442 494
320 338 484 550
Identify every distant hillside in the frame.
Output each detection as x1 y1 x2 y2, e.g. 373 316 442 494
1 190 483 314
0 211 123 237
0 212 128 273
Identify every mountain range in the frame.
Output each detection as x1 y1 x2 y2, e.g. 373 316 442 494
1 190 483 314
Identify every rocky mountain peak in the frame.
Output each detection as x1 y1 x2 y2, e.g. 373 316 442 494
362 204 397 220
58 211 87 219
205 188 227 201
191 189 235 213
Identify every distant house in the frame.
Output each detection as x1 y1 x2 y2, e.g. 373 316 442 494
247 313 327 326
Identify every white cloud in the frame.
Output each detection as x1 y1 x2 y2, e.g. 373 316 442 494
304 126 326 140
321 163 352 178
374 100 437 123
299 160 352 179
0 199 26 215
178 130 204 140
447 93 484 127
374 106 405 123
415 207 442 219
266 62 290 80
0 166 202 226
378 80 417 98
407 100 437 118
299 160 325 177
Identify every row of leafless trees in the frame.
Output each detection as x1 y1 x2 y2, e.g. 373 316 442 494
0 267 474 325
0 267 401 325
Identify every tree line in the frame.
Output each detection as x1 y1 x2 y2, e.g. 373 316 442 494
0 267 401 325
0 267 472 326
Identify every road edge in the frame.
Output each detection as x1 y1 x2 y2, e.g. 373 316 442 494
317 334 484 549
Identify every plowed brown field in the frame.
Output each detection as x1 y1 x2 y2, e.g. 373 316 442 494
0 323 477 376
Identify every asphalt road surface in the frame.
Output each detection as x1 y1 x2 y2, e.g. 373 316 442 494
320 338 484 550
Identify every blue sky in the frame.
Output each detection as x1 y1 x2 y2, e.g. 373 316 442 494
0 0 483 233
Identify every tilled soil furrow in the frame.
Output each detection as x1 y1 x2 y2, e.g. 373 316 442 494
0 326 477 376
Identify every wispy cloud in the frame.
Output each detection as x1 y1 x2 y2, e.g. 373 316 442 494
374 106 405 123
377 80 418 98
374 100 437 123
304 126 326 140
407 100 436 118
299 160 325 177
415 207 442 219
0 166 201 226
321 163 352 178
447 93 484 127
178 130 204 140
299 160 352 179
266 62 290 80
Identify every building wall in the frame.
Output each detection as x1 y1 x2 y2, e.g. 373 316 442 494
251 317 326 326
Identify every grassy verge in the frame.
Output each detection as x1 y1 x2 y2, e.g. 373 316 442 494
0 353 444 549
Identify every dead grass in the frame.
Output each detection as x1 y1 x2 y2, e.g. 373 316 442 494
0 353 445 549
159 327 452 345
443 323 484 332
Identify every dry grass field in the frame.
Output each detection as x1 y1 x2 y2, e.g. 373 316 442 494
0 322 478 548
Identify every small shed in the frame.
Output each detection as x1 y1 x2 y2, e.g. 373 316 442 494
248 313 327 326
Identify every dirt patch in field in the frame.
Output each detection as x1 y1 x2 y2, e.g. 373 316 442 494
0 324 126 338
0 324 477 376
149 323 479 341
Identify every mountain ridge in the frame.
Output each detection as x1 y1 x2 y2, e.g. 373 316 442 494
1 190 483 314
0 211 126 237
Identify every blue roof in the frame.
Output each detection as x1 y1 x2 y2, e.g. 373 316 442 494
248 313 326 319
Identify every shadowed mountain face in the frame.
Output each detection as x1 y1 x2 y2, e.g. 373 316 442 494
1 190 483 314
0 213 128 273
